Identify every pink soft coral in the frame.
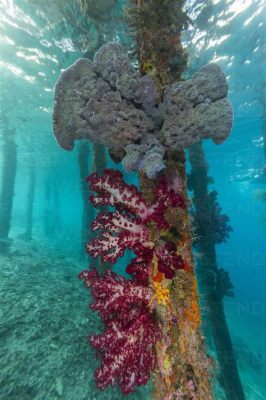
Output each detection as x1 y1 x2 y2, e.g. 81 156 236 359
86 169 185 265
156 242 185 279
80 269 151 321
80 169 186 394
126 245 153 286
87 209 149 263
79 269 161 394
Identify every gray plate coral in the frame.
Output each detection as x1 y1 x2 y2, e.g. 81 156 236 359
53 42 233 179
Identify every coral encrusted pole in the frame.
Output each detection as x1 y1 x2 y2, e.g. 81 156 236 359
127 1 213 398
140 158 212 399
188 142 246 400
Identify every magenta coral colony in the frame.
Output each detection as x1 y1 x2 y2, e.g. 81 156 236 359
79 168 186 394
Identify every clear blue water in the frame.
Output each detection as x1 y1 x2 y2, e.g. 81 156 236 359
0 1 265 399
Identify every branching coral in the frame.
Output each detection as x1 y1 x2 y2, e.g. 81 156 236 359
79 168 187 394
126 245 153 285
79 268 161 394
79 268 151 322
86 169 185 264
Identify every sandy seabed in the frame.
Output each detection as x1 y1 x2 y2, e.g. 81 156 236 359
0 239 150 400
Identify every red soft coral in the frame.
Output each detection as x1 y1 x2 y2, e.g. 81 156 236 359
86 169 186 269
86 210 149 263
79 269 151 321
151 177 186 229
86 169 148 218
80 169 186 395
155 242 185 279
91 310 160 394
79 269 161 394
126 246 154 286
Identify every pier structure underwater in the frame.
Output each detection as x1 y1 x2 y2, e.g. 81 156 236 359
1 1 266 400
51 1 245 399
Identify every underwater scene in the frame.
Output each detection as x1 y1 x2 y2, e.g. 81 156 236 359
0 0 265 399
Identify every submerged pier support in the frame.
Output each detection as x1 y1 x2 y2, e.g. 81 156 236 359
52 2 233 395
129 1 213 398
24 165 36 240
0 120 17 253
188 142 246 400
140 156 213 399
43 178 53 237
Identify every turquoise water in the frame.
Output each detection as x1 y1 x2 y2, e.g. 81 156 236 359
0 1 265 399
